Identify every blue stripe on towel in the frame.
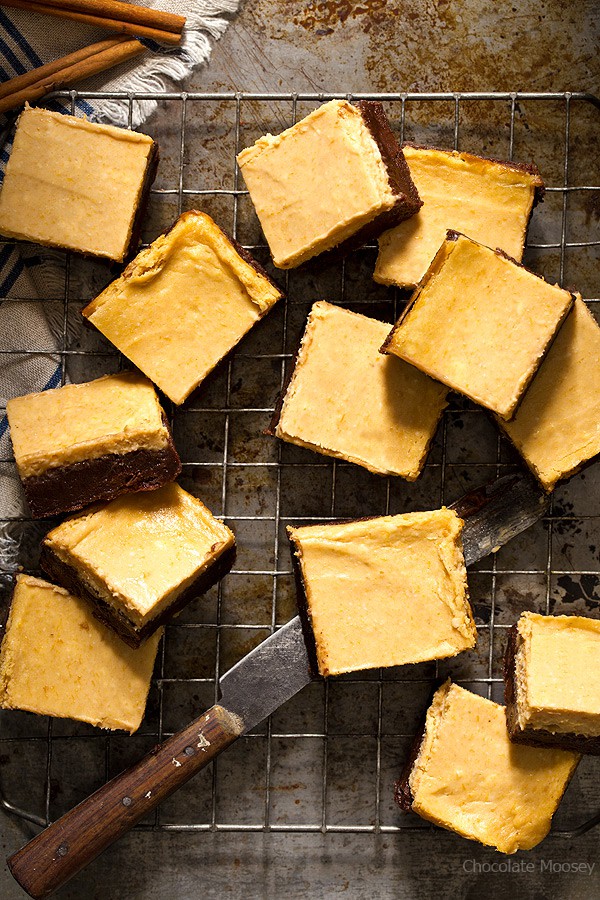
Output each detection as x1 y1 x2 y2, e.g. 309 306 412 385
0 13 115 125
0 11 43 69
49 98 97 118
0 245 18 278
0 256 24 296
0 31 27 76
43 366 62 391
76 98 95 117
0 245 15 267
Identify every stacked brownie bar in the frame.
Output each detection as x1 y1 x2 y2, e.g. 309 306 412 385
7 371 181 518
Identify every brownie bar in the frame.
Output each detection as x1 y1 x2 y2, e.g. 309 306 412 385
40 542 236 648
59 139 159 265
504 624 600 755
107 210 284 306
146 211 284 303
380 231 575 365
382 229 521 358
6 137 158 264
22 415 181 519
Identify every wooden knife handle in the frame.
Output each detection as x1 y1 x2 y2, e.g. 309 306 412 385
7 705 243 899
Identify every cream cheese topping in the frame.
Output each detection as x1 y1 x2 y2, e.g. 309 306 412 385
409 680 580 853
83 210 283 405
7 371 170 479
43 483 235 628
289 509 475 677
375 147 542 288
0 575 161 733
383 233 574 419
0 105 154 261
237 99 396 268
275 301 447 478
500 297 600 490
515 612 600 737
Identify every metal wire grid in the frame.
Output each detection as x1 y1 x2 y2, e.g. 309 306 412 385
0 91 599 839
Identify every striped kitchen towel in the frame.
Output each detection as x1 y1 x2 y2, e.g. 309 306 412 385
0 1 239 126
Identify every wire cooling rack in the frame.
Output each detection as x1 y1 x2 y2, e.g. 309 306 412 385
0 91 599 840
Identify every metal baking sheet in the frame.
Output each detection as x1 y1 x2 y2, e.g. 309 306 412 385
0 92 599 845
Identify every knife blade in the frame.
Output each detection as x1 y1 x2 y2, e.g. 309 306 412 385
7 473 548 899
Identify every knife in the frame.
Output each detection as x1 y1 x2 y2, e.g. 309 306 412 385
7 473 548 899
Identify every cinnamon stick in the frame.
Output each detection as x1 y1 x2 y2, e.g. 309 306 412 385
0 36 146 115
0 0 185 45
21 0 185 31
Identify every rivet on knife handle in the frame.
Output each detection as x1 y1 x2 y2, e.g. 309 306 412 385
7 705 243 900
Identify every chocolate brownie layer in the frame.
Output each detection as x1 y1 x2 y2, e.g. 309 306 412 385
23 429 181 519
504 624 600 755
287 532 320 677
359 103 422 213
324 101 422 259
394 714 428 811
265 331 302 436
40 542 236 648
